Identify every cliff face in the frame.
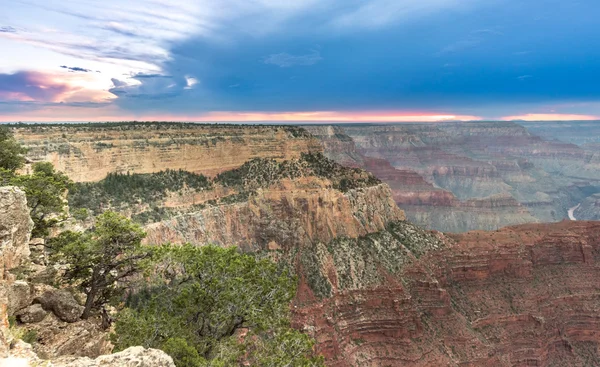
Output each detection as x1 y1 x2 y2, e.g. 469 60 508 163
0 187 33 357
13 123 321 182
144 179 405 249
293 220 600 366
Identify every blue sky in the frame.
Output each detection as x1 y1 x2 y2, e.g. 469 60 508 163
1 0 599 122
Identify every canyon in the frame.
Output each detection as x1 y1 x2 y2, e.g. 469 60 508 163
6 122 600 366
304 122 600 232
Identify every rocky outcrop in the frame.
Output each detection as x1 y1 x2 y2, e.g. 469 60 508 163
145 178 405 249
34 289 84 323
6 343 174 367
53 346 175 367
293 220 600 366
13 123 320 182
0 187 33 357
0 187 33 281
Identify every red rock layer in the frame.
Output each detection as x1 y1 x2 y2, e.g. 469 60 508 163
293 221 600 366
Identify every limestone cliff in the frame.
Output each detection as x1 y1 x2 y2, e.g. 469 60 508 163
13 123 320 182
145 179 405 249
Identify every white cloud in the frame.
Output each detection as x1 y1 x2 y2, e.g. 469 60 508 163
329 0 472 29
264 51 323 68
185 76 199 89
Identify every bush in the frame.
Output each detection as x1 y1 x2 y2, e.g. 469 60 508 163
112 244 323 367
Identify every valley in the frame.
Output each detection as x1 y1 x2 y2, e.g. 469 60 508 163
305 122 600 232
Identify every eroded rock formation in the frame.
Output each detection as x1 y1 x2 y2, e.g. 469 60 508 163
293 220 600 366
13 123 320 182
145 179 405 249
305 123 600 232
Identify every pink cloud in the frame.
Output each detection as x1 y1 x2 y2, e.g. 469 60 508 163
195 111 482 122
0 71 113 104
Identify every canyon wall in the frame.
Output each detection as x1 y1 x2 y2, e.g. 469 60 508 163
144 179 404 249
293 220 600 366
13 123 321 182
305 123 600 232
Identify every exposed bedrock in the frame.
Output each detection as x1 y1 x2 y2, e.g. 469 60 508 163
13 123 321 182
293 220 600 366
144 179 405 249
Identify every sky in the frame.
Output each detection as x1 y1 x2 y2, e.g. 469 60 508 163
1 0 600 122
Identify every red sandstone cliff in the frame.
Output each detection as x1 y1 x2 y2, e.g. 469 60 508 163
293 220 600 366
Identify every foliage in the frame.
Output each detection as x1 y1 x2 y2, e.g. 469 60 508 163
111 244 323 367
0 126 27 172
69 169 212 215
48 211 150 319
216 152 381 193
11 162 73 238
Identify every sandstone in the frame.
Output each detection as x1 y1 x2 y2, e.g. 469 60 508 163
24 313 111 359
14 123 320 182
16 304 47 324
294 220 600 366
144 179 404 249
34 289 84 323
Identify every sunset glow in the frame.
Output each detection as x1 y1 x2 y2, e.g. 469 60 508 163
502 114 600 121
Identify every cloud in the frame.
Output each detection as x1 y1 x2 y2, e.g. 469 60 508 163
264 51 323 68
0 71 71 102
438 39 482 55
502 113 600 121
184 76 199 90
60 65 92 73
517 75 533 81
329 0 472 29
109 73 186 99
0 26 17 33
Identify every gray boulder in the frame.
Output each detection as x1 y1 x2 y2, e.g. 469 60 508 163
16 304 47 324
34 289 84 323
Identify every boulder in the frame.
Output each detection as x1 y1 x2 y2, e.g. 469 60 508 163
7 281 31 316
25 313 111 359
34 289 84 323
15 304 47 324
4 343 174 367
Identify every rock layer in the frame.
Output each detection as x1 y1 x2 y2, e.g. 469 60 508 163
14 123 320 182
305 123 600 232
293 220 600 366
145 178 405 249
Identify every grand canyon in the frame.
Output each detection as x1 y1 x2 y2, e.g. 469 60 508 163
1 122 599 366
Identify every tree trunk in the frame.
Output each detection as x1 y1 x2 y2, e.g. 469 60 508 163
81 285 97 319
82 271 99 319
